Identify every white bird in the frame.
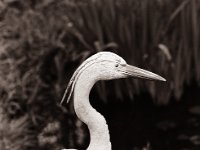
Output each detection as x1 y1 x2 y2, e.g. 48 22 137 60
61 52 166 150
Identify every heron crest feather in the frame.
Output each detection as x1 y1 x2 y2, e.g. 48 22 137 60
60 53 103 104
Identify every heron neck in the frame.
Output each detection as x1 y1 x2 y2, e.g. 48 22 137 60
73 73 111 150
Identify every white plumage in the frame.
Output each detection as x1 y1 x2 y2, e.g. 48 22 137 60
61 52 166 150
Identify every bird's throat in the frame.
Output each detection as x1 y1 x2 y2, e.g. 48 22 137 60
73 74 111 150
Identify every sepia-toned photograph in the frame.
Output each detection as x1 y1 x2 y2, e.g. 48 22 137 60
0 0 200 150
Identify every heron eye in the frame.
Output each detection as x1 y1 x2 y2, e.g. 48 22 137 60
115 64 119 67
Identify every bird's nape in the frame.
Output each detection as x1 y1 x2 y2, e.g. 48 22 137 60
60 53 105 105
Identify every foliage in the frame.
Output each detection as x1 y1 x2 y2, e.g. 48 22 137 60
64 0 200 104
0 0 84 149
0 0 200 149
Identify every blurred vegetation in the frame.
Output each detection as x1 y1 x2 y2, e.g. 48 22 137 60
0 0 200 149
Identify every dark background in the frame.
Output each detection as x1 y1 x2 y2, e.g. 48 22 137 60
0 0 200 150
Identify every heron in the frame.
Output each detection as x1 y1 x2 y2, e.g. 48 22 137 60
61 52 166 150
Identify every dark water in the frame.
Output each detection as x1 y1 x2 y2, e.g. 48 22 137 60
91 83 200 150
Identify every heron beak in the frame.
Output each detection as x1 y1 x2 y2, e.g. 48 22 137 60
121 64 166 81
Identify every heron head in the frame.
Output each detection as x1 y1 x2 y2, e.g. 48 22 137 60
61 51 166 104
82 51 166 81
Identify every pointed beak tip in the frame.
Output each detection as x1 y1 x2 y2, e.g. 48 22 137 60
160 77 167 82
154 75 166 82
